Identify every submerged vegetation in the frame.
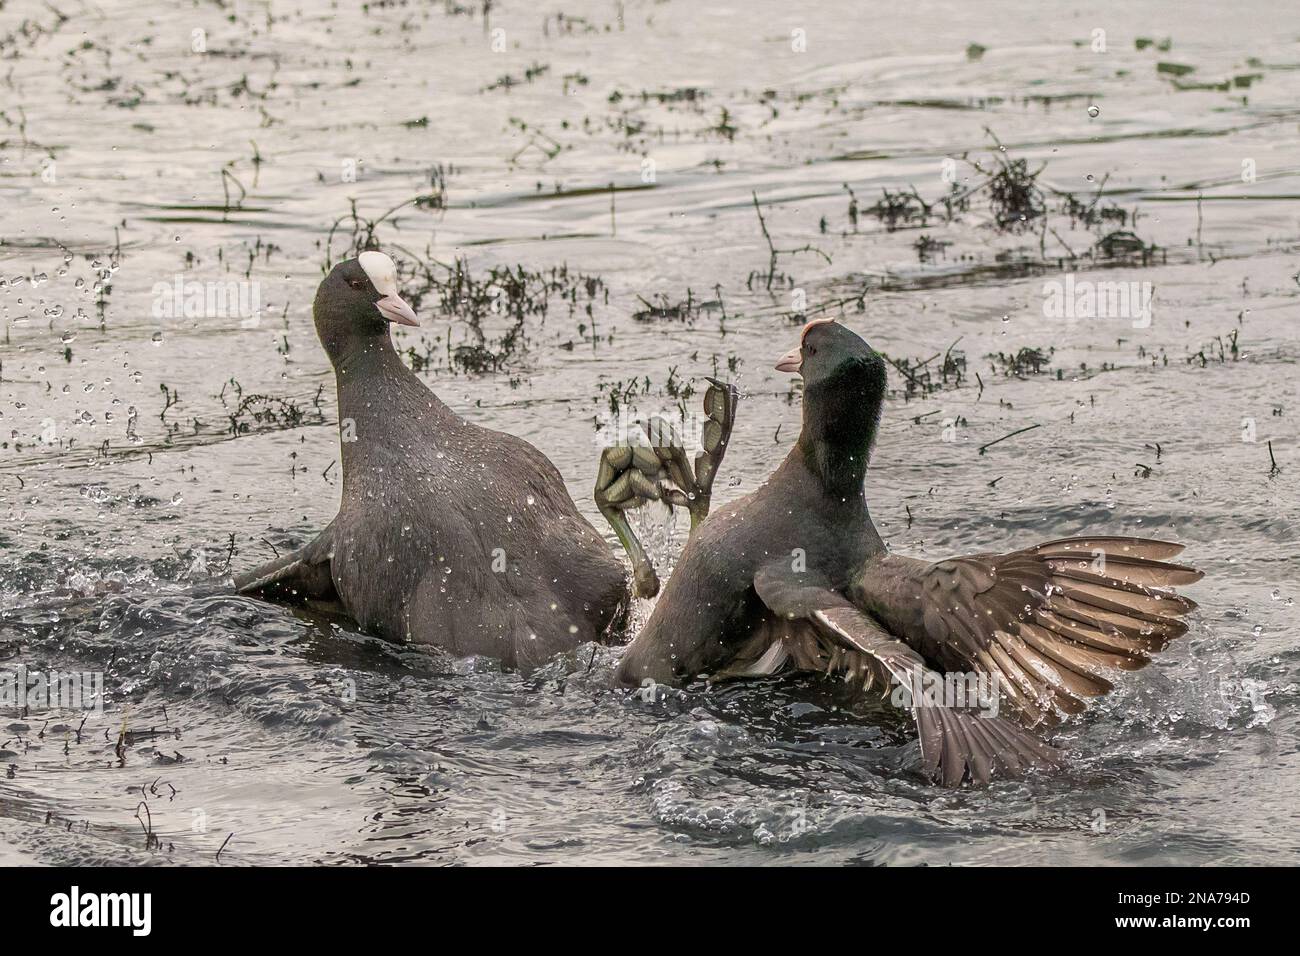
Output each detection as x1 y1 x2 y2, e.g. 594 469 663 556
836 130 1164 278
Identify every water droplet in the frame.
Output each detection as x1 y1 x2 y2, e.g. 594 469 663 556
1087 105 1100 118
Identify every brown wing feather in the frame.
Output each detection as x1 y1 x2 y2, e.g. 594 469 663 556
856 535 1202 729
735 564 1063 786
809 604 1062 785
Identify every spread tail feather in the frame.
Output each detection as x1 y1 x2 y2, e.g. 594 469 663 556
916 705 1063 786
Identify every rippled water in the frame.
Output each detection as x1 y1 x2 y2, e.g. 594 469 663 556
1 0 1297 865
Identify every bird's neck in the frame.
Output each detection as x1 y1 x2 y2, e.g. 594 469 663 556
796 377 882 499
331 333 456 476
331 331 405 381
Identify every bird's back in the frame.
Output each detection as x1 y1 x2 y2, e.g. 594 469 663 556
332 359 626 660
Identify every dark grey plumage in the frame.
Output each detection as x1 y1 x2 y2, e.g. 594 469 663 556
617 319 1203 786
235 254 627 671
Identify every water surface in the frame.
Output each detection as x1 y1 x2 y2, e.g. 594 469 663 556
1 0 1297 865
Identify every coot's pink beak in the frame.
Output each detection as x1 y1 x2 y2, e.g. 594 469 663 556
376 294 419 327
774 343 802 374
776 317 837 373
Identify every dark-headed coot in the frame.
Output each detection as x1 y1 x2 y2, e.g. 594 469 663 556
616 318 1203 786
234 252 736 672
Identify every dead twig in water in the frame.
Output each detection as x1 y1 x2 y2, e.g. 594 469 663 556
220 167 246 215
750 191 831 290
134 800 159 850
978 423 1041 455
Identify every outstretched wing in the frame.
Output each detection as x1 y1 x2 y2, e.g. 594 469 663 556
855 536 1203 729
750 563 1061 786
233 524 338 605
